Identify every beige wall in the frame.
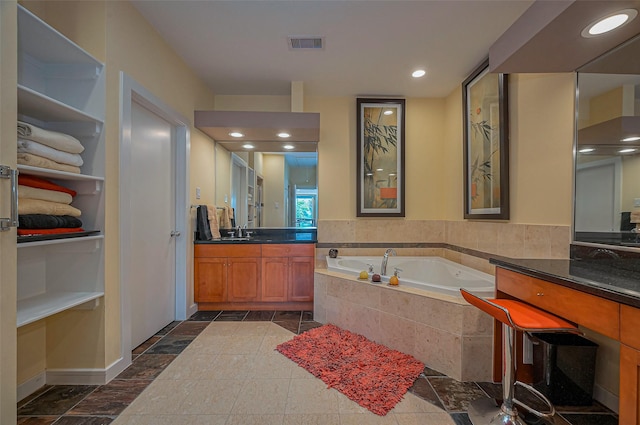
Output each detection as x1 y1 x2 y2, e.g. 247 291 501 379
263 154 286 227
215 144 231 207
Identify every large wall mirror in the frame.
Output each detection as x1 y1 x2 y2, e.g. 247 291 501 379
215 145 318 229
575 33 640 248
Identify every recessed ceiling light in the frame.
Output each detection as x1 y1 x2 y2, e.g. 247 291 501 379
622 136 640 142
579 148 595 153
619 148 637 153
278 132 291 138
383 110 394 115
388 173 396 176
229 132 244 138
412 69 426 78
366 173 373 176
582 9 637 37
243 144 254 149
376 168 384 171
283 144 295 150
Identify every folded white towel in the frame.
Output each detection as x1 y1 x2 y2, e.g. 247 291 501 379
17 121 84 154
18 139 83 167
18 185 73 204
17 153 81 174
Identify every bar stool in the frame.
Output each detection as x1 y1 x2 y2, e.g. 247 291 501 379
460 288 581 425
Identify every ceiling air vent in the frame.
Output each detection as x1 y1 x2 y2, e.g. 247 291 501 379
288 36 324 50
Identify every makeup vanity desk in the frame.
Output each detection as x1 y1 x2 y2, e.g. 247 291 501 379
490 257 640 424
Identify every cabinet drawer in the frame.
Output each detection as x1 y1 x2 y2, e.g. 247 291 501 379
262 243 314 257
621 304 640 350
195 244 261 258
496 268 619 339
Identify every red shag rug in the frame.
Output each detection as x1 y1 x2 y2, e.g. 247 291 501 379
275 324 424 415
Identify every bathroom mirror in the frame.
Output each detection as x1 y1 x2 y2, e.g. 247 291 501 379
214 145 318 229
575 33 640 248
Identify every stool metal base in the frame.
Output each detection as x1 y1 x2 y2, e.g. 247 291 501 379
467 398 527 425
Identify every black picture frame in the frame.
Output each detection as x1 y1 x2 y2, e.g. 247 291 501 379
356 98 406 217
462 59 510 219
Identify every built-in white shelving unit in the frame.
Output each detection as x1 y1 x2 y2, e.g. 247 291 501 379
16 5 105 328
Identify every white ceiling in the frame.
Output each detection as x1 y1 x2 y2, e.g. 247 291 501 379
130 0 534 98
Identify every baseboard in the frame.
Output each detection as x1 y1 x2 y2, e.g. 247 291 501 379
46 356 127 386
593 383 619 413
186 302 198 320
17 371 46 402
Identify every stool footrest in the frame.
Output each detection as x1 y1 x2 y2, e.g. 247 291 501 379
513 381 556 419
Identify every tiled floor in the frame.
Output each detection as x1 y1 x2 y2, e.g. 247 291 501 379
17 310 618 425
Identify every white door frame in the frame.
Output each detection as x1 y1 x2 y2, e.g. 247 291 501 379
119 73 191 367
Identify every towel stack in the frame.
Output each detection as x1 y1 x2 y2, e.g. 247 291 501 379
17 174 84 236
631 208 640 227
17 121 84 174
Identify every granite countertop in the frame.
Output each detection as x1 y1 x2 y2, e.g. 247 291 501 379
194 228 317 245
490 257 640 309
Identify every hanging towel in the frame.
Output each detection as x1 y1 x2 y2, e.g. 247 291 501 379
18 139 83 166
17 121 84 154
17 153 81 174
196 206 213 241
207 205 221 238
220 205 231 229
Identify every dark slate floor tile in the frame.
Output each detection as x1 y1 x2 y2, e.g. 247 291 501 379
274 320 299 334
116 354 176 379
476 381 501 399
301 311 314 321
428 377 486 412
215 311 248 321
559 414 618 425
188 310 221 321
450 412 473 425
245 310 275 321
274 311 302 321
422 366 446 377
298 321 323 334
144 335 194 354
154 321 181 336
67 379 150 416
555 401 613 414
168 321 209 336
54 416 114 425
132 336 161 355
17 385 52 409
17 417 58 425
17 385 97 416
408 376 444 410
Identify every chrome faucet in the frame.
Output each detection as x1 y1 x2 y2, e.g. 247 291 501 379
381 248 397 276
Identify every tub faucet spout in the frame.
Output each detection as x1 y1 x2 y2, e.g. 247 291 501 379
381 248 397 276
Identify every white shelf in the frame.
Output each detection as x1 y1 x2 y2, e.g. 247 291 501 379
18 85 103 124
17 234 103 249
17 165 104 182
17 292 104 327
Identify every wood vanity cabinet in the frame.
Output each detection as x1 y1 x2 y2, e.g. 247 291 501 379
620 304 640 425
262 244 315 303
194 245 261 303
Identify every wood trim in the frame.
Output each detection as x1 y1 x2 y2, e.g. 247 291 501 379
620 344 640 425
196 301 313 311
195 244 261 258
496 268 619 339
622 304 640 350
262 243 314 257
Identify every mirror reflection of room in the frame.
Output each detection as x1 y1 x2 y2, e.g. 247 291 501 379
576 68 640 246
215 144 317 229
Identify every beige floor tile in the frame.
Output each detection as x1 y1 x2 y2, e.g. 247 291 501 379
200 321 241 336
282 414 340 425
178 379 245 414
231 378 291 414
285 378 340 414
260 334 295 353
394 412 456 425
186 334 263 355
226 414 286 424
251 351 295 379
335 390 371 414
198 353 256 380
289 364 317 379
124 380 197 415
391 392 446 414
112 414 228 425
233 322 275 336
156 352 219 380
339 413 399 424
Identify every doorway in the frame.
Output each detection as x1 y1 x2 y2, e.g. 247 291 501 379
120 74 190 367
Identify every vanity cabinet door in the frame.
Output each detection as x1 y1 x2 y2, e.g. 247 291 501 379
261 257 288 302
227 257 261 302
288 256 314 302
620 344 640 425
195 257 227 302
